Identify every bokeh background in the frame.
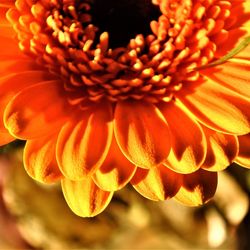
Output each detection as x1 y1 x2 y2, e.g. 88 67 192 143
0 142 250 250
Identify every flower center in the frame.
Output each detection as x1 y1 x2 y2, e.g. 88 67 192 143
7 0 240 106
91 0 161 48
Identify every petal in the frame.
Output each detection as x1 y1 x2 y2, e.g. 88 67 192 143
0 58 42 76
201 59 250 98
235 133 250 169
202 126 239 171
215 28 250 58
23 134 62 183
131 165 182 201
93 136 137 191
61 178 113 217
177 78 250 135
0 25 15 38
0 6 11 25
0 8 14 38
4 80 70 139
233 44 250 61
56 101 113 180
114 100 171 169
174 169 218 206
234 0 250 29
159 101 206 174
216 0 250 58
0 1 15 8
0 35 22 58
0 131 15 146
0 71 55 132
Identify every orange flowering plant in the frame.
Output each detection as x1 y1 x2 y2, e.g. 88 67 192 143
0 0 249 217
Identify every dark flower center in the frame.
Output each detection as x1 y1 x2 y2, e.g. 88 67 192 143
91 0 161 48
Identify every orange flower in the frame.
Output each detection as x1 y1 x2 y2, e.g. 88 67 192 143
0 0 250 217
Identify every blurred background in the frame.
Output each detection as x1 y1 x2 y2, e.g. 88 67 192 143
0 143 250 250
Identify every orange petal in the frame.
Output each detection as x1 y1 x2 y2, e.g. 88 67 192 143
233 44 250 61
174 169 218 206
93 136 136 191
23 134 62 183
216 0 250 58
0 59 42 76
202 126 239 171
61 178 113 217
56 101 113 180
201 59 250 98
0 130 15 146
131 165 182 201
159 101 206 173
0 71 55 133
0 1 15 8
0 6 11 25
4 80 70 139
0 6 14 38
216 28 250 58
177 78 250 135
114 100 171 169
235 133 250 169
0 25 16 38
233 0 250 29
0 35 22 58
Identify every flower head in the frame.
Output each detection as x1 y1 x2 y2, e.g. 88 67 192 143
0 0 250 217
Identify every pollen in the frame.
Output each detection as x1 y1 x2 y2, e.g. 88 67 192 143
6 0 238 105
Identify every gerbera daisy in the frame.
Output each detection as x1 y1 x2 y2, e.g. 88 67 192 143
0 0 249 217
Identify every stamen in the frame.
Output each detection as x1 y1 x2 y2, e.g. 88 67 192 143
196 36 250 70
6 0 248 106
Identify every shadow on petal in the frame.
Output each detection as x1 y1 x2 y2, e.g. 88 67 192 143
24 133 62 184
235 133 250 168
114 100 171 169
93 136 136 191
201 126 239 171
131 164 183 201
56 101 113 180
175 169 218 206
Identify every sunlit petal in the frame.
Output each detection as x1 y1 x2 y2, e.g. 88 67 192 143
4 80 71 139
131 165 182 201
201 59 250 98
114 100 171 169
159 101 206 173
56 101 113 180
24 133 62 183
202 126 238 171
93 136 137 191
177 79 250 135
61 178 113 217
0 71 55 133
175 169 218 206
